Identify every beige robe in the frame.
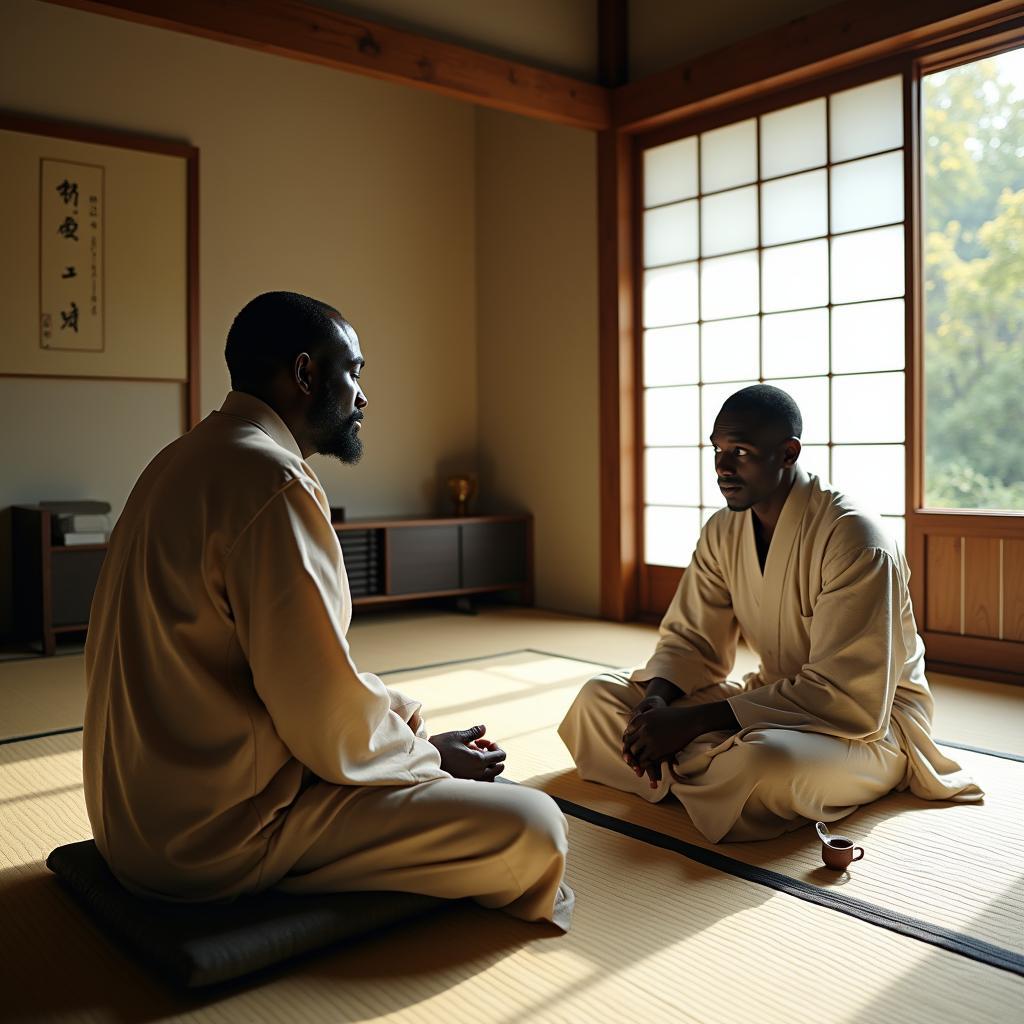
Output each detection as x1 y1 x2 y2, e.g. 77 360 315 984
84 391 571 929
560 467 982 842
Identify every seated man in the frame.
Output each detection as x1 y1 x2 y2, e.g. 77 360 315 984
83 291 572 930
560 385 982 843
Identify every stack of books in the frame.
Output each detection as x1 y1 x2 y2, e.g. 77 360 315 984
40 500 112 546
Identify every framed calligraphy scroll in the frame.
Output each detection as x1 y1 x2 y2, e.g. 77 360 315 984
0 113 199 427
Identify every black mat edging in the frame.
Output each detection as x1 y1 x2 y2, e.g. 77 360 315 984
0 724 83 747
546 790 1024 978
375 649 530 677
933 739 1024 764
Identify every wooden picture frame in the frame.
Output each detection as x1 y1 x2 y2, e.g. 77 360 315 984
0 112 200 428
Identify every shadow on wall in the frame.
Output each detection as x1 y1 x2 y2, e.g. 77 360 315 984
428 451 487 518
473 452 528 521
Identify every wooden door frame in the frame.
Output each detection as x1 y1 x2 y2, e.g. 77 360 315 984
601 7 1024 675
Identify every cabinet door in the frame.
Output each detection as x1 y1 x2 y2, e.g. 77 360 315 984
387 526 460 595
460 521 528 589
51 549 106 626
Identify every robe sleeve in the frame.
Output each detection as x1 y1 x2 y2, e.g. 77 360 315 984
630 525 740 695
385 685 430 738
728 545 904 741
224 478 447 786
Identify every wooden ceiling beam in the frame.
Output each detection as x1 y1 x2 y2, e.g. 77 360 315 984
614 0 1024 133
41 0 611 131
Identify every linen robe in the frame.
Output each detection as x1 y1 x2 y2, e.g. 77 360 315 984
560 467 982 842
83 391 571 928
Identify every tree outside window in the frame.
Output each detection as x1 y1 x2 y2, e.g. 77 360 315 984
923 48 1024 511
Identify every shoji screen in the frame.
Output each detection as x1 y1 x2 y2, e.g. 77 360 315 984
641 75 907 570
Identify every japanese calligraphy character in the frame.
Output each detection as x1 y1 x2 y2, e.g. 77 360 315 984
57 217 79 241
56 179 79 206
60 302 79 332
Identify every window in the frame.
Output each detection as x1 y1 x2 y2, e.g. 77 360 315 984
641 76 907 568
922 46 1024 512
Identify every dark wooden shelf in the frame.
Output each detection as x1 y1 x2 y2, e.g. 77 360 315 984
333 514 527 529
11 508 534 655
353 582 530 607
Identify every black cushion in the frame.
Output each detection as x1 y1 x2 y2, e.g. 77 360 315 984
47 840 447 988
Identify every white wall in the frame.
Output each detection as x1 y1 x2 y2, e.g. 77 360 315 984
476 109 600 616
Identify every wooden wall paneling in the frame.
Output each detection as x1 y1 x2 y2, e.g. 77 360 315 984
186 146 200 428
44 0 610 131
910 510 1024 537
963 537 1001 639
923 631 1023 683
925 534 962 634
1004 539 1024 643
904 60 924 556
597 127 637 621
613 0 1023 132
907 520 926 630
645 565 683 620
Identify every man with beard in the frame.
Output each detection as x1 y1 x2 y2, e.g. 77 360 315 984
559 384 981 842
83 291 573 930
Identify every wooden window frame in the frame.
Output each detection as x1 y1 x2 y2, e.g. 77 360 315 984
602 14 1024 682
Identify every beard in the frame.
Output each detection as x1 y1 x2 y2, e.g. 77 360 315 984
308 380 363 464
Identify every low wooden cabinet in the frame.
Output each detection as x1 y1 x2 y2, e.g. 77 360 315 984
10 508 533 654
12 505 107 656
336 515 533 608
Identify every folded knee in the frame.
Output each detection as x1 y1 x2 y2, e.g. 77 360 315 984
573 675 620 709
563 674 634 726
515 788 569 858
475 784 564 849
736 729 845 782
737 731 802 778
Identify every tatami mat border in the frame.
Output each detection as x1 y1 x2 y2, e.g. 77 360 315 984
537 788 1024 978
933 739 1024 764
0 724 84 747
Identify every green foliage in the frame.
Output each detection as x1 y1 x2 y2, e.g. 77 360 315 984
922 55 1024 510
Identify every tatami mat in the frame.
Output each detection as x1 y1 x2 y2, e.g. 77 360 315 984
1 607 1019 753
392 651 1024 962
2 731 1021 1024
1 611 1022 1023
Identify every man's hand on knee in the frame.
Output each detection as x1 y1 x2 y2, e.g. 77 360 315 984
622 700 740 787
622 695 668 788
429 725 507 782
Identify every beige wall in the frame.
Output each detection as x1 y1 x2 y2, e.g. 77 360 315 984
629 0 842 80
476 109 600 616
0 0 604 634
0 0 478 633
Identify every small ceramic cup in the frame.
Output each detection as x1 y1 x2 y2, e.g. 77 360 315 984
815 821 865 871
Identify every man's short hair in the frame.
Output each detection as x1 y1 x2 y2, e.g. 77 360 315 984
719 384 803 439
225 291 343 394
